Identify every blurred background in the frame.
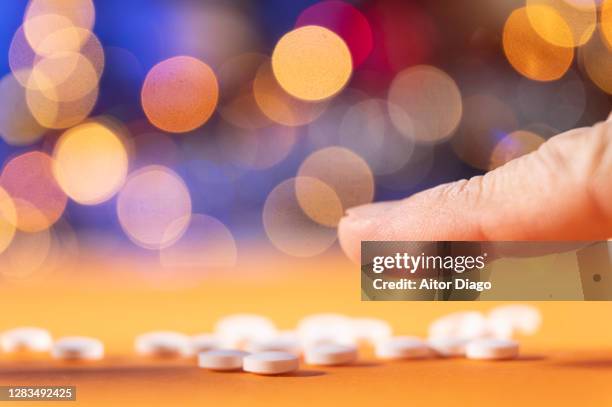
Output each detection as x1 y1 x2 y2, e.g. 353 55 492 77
0 0 610 283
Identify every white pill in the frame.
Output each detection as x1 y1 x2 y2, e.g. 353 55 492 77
465 339 519 360
375 336 431 360
428 337 468 357
215 314 277 349
245 331 301 355
52 337 104 361
135 331 193 357
243 351 299 375
429 311 489 340
297 314 355 347
304 344 358 366
0 327 52 353
192 334 220 353
350 318 392 345
488 304 541 339
198 349 250 371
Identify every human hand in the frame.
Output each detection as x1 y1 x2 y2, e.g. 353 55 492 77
338 117 612 263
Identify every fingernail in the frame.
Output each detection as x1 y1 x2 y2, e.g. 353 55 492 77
345 201 398 219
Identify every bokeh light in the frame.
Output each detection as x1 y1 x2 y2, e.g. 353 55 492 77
160 214 237 269
339 98 415 175
0 72 46 146
0 151 67 232
297 147 374 224
490 130 545 170
387 65 462 143
253 60 328 126
602 0 612 48
218 53 271 129
0 187 17 255
526 0 596 47
263 177 337 257
216 121 297 170
0 227 51 282
26 83 98 129
117 166 192 250
29 52 98 102
503 6 573 81
53 120 129 205
296 1 373 67
294 176 343 228
8 26 37 88
580 29 612 95
305 88 367 149
141 56 218 133
451 94 518 171
23 0 95 54
271 25 353 101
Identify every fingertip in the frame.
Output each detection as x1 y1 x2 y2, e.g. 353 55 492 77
337 214 376 264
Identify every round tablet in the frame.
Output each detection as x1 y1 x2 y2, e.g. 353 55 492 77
198 349 250 371
465 339 519 360
304 344 357 366
135 331 193 357
0 327 52 353
428 337 468 357
243 351 299 375
192 334 220 353
375 336 431 360
51 336 104 361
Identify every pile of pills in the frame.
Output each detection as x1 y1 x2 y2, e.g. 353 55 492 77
0 304 540 374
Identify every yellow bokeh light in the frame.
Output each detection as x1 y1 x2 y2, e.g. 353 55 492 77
602 0 612 48
0 186 17 255
253 60 328 126
0 152 67 232
503 7 573 81
580 28 612 94
53 120 129 205
263 177 337 257
26 81 98 129
297 147 374 221
117 166 192 250
141 56 219 133
294 176 343 228
272 25 352 101
30 52 98 102
526 0 596 47
388 65 462 143
0 72 46 146
23 0 95 54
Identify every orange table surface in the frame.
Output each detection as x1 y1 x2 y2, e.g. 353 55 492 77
1 247 612 406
